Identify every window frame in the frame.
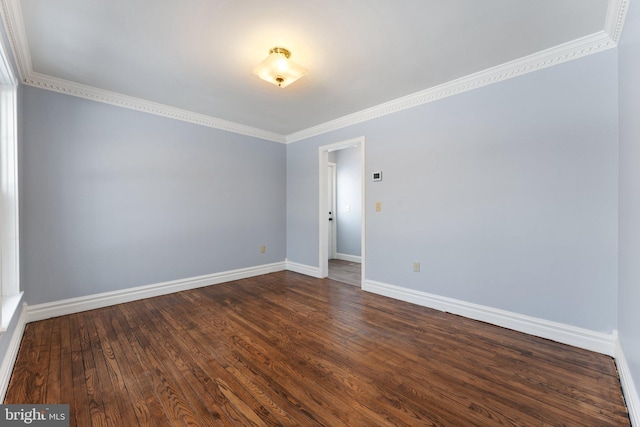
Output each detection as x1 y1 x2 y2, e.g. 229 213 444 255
0 30 20 332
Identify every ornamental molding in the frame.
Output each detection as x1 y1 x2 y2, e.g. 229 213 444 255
0 0 630 144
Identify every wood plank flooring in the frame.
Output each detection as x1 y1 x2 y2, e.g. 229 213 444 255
5 271 630 426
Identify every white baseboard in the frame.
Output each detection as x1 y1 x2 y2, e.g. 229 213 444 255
4 268 637 422
27 262 286 323
1 292 24 332
363 279 615 356
616 337 640 426
0 302 27 402
335 253 362 263
285 259 322 278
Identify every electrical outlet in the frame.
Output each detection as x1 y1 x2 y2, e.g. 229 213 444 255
375 202 382 212
413 262 420 272
260 245 266 254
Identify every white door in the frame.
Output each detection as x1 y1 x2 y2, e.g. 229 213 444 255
327 162 337 259
318 137 365 281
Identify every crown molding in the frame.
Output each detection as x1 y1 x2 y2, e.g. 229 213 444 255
604 0 630 44
0 0 31 79
0 0 285 143
286 0 630 143
285 30 617 143
24 72 286 143
0 0 630 145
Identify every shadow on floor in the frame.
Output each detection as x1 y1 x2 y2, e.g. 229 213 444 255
328 259 361 286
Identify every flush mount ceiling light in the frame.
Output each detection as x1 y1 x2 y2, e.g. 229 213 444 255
253 47 307 88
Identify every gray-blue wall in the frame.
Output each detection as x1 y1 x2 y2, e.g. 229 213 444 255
336 147 361 257
21 87 286 304
1 8 637 409
287 50 619 333
619 0 640 398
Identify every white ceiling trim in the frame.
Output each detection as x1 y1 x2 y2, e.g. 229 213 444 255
285 30 618 143
0 0 286 143
24 72 286 143
605 0 631 43
0 0 630 145
0 0 30 79
287 0 628 143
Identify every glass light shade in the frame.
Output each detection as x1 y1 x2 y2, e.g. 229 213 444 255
253 48 307 88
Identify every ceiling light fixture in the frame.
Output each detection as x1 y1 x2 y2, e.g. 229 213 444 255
253 47 307 88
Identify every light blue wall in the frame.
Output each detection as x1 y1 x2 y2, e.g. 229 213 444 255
618 0 640 397
287 50 618 332
286 140 319 265
1 8 635 406
21 87 286 304
336 147 361 257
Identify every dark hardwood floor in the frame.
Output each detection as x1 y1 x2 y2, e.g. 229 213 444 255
5 271 630 426
328 259 361 286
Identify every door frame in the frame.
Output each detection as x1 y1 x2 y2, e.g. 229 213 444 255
327 162 337 260
318 136 365 285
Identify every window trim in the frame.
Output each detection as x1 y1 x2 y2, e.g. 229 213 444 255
0 30 21 332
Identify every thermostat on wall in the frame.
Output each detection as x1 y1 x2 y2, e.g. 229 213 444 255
373 171 382 181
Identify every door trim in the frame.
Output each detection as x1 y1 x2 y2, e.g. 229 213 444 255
327 162 337 260
318 136 365 285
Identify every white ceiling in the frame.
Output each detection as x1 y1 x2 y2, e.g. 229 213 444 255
0 0 626 141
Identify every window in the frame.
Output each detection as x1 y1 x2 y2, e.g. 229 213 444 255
0 34 20 332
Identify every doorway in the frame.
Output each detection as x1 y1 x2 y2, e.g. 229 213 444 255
327 162 337 260
318 137 365 287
